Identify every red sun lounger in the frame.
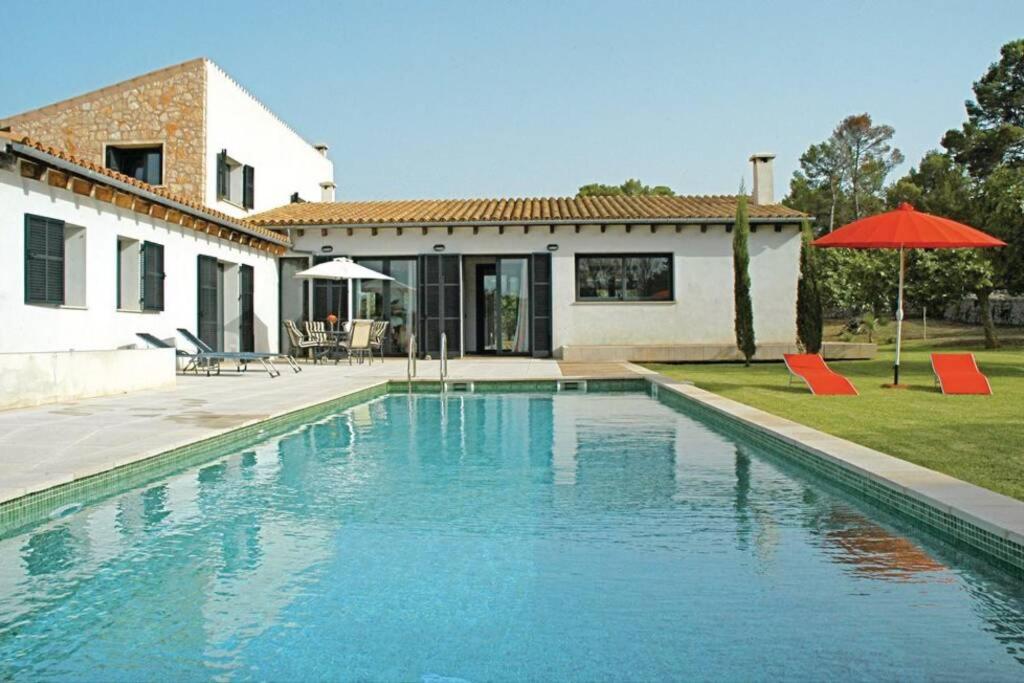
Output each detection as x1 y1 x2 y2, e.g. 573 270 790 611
783 354 858 396
931 353 992 395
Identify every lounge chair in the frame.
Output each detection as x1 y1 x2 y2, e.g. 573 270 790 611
136 332 222 376
339 319 374 365
304 320 336 362
931 353 992 395
175 328 301 377
284 320 322 362
783 354 858 396
369 320 389 362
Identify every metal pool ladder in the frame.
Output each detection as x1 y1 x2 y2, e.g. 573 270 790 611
406 333 417 384
439 332 449 384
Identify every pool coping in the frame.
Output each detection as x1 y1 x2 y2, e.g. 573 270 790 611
2 372 1023 577
643 371 1024 576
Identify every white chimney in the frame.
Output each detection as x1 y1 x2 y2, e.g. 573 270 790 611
749 153 775 205
320 181 336 203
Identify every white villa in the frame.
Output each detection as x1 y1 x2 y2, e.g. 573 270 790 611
0 58 808 401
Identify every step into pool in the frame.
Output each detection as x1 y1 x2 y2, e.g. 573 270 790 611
1 391 1023 680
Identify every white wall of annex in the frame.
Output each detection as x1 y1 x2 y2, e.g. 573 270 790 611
204 62 333 217
0 171 280 354
287 223 801 350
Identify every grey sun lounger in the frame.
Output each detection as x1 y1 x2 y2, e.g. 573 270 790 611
136 332 224 376
176 328 302 377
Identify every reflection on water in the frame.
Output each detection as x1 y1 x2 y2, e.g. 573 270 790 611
1 393 1023 680
818 507 949 581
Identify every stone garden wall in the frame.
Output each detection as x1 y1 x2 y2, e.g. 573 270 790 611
945 293 1024 326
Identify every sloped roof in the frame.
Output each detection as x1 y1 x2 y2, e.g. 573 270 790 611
248 195 806 227
2 132 290 247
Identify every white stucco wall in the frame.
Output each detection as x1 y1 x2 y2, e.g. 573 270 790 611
0 348 176 410
287 222 801 351
0 170 280 354
204 62 334 217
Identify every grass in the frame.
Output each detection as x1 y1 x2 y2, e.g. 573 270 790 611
644 320 1024 500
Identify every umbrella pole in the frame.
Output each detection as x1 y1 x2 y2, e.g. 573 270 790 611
894 246 905 386
347 281 353 324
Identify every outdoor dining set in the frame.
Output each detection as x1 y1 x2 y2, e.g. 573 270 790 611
284 319 389 365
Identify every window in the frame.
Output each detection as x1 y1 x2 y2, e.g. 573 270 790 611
217 150 255 209
105 144 163 185
25 214 86 307
116 238 164 311
575 254 673 302
117 237 141 311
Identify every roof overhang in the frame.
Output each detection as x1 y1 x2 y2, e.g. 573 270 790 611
4 138 290 250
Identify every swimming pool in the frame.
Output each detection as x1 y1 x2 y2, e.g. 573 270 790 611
1 391 1023 680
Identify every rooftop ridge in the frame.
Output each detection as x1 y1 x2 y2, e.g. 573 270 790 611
248 194 808 227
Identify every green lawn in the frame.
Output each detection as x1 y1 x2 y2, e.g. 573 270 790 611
644 322 1024 500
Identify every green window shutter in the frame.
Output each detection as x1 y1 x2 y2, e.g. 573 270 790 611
141 241 165 311
216 150 228 199
242 165 255 209
24 214 65 305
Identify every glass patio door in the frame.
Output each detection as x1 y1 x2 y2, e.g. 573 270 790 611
353 257 418 355
476 257 530 355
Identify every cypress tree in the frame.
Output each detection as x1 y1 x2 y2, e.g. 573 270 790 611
796 219 824 353
733 195 756 365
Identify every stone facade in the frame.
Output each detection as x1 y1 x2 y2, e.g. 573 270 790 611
0 59 207 202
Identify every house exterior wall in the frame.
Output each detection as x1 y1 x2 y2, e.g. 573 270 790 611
0 60 207 201
0 169 279 354
204 63 334 217
287 223 801 352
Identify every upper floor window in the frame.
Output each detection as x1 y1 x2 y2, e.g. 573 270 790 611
24 214 87 307
576 253 673 302
106 144 163 185
217 150 254 210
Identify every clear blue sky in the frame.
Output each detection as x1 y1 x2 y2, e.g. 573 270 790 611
3 1 1022 201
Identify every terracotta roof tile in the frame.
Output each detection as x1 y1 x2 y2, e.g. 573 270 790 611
4 133 290 246
250 194 806 228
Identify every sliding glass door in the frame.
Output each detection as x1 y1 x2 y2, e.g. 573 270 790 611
353 257 418 355
473 257 530 355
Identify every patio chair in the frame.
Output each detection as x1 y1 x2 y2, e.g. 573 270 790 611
783 354 858 396
339 319 374 365
369 320 389 362
175 328 299 378
284 320 321 362
136 332 222 376
931 353 992 395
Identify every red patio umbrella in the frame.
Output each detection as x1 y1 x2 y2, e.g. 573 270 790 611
813 203 1005 386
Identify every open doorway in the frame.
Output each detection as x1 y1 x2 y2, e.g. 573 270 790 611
463 256 531 355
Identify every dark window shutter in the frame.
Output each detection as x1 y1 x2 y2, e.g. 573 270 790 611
142 241 165 311
242 165 255 209
530 253 552 357
216 150 228 199
239 264 255 352
197 255 220 349
24 214 65 305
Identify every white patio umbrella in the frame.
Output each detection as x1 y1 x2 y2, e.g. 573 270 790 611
293 257 393 323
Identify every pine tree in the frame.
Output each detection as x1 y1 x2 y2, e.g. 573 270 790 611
733 195 756 365
796 219 824 353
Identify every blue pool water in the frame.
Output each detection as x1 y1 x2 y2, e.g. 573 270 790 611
2 392 1024 680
